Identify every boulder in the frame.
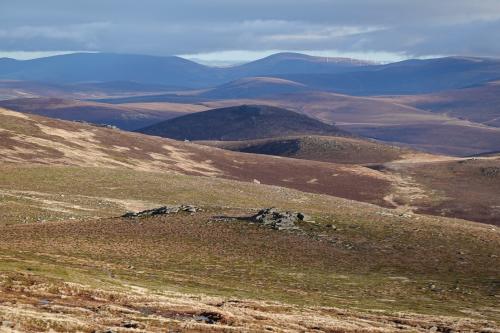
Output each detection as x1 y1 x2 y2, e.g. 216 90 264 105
251 208 306 230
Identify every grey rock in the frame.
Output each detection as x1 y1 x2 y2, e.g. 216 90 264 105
122 205 200 218
1 321 15 328
251 208 304 230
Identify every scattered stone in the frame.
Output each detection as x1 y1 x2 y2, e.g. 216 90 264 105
1 321 14 328
121 321 142 329
122 205 200 218
251 208 308 230
253 179 261 184
39 299 50 306
193 312 223 324
480 167 500 178
75 120 118 129
325 224 337 230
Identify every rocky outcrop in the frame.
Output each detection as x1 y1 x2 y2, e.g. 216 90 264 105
250 208 308 230
122 205 199 218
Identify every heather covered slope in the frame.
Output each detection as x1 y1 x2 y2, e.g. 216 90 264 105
204 91 500 156
0 97 205 130
0 165 498 331
199 135 415 165
377 81 500 128
0 107 390 205
137 104 345 141
382 156 500 225
0 108 499 331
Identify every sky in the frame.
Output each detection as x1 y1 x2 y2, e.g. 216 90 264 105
1 0 500 64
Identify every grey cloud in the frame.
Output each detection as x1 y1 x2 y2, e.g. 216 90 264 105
0 0 499 57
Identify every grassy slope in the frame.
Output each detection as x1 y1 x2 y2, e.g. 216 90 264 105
0 165 498 332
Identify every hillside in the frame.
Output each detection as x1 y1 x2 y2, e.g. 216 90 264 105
0 164 498 331
0 53 217 88
0 97 205 130
200 76 310 99
200 135 414 165
384 157 500 225
0 107 390 206
377 81 500 127
224 52 374 77
279 56 500 95
0 107 498 331
204 91 500 156
3 53 500 95
137 104 345 141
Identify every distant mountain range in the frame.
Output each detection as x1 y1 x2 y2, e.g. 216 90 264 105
0 52 371 89
2 52 499 95
278 56 500 95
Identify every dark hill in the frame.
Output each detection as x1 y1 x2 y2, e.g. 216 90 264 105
198 135 413 165
137 105 344 141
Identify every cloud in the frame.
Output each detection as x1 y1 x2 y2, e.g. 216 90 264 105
0 0 499 58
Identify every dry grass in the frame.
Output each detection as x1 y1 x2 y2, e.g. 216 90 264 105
0 205 499 331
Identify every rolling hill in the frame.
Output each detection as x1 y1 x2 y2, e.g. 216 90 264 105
385 157 500 225
200 76 310 99
0 106 499 331
203 91 500 156
137 104 345 141
0 107 390 206
0 53 217 88
0 108 498 331
0 52 373 89
0 97 205 130
279 56 500 95
3 53 500 95
225 52 374 77
376 81 500 127
199 135 414 165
